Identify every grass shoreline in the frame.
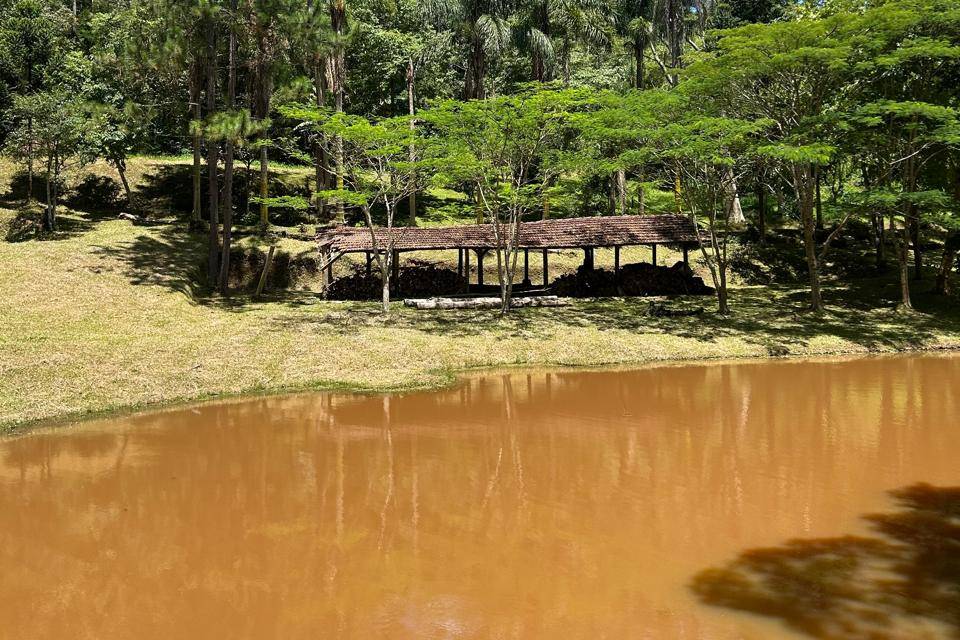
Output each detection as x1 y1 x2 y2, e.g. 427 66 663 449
5 342 960 438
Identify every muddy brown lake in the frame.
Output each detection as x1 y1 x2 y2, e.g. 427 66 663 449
1 354 959 639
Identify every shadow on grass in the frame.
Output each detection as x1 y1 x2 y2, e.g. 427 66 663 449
89 220 324 307
691 484 960 640
91 223 207 299
3 207 98 242
268 276 960 355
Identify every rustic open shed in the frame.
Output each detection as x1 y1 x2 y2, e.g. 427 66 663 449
315 214 701 288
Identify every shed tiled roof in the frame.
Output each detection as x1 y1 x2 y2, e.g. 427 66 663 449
316 214 698 253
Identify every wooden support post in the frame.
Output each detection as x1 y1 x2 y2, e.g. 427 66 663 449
614 246 621 277
457 249 464 277
651 244 658 266
543 249 549 286
523 249 530 285
365 251 372 277
327 251 334 282
477 249 485 286
464 249 471 292
392 250 400 283
683 245 689 267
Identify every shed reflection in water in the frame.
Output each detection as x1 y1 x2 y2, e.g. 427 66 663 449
0 354 959 639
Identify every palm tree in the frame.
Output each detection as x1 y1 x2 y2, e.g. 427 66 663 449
514 0 613 83
614 0 654 88
421 0 512 99
616 0 714 87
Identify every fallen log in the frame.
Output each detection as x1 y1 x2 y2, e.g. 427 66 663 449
404 296 570 310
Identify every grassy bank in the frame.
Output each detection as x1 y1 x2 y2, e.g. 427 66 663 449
2 157 960 434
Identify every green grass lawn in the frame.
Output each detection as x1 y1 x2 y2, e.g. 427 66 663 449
2 157 960 433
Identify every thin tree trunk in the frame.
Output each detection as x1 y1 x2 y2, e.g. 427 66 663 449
795 164 823 312
381 254 391 313
218 2 237 294
614 169 627 216
255 26 272 229
815 166 823 230
911 216 922 280
113 157 132 207
313 56 329 217
718 271 729 314
190 62 202 227
205 16 220 285
938 167 960 294
27 117 34 203
259 146 269 227
406 56 417 226
330 0 346 223
873 213 886 268
934 235 957 295
44 156 53 231
756 185 766 244
665 0 683 86
897 217 913 310
633 40 645 89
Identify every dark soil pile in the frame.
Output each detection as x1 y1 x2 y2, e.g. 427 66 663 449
550 262 713 298
226 246 320 291
327 265 467 300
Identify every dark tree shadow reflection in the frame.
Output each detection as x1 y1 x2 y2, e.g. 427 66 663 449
692 484 960 639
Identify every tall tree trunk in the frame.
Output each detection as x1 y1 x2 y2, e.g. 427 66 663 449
938 166 960 294
27 118 34 203
25 62 34 203
935 232 958 295
205 16 220 286
532 49 545 82
756 184 766 244
664 0 684 85
218 2 237 294
794 164 823 312
633 39 645 89
190 60 202 228
464 33 486 100
44 155 53 231
254 25 273 229
815 166 823 230
873 213 886 268
50 156 59 230
897 216 913 310
614 169 627 216
330 0 347 223
911 216 922 280
407 56 417 226
906 134 922 280
312 56 330 217
638 176 646 216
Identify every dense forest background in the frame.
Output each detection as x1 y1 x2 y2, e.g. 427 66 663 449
1 0 958 313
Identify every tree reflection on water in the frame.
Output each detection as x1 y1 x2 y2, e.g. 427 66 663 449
692 484 960 639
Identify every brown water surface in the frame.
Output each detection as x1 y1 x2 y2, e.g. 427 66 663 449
2 354 960 639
